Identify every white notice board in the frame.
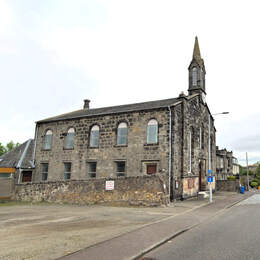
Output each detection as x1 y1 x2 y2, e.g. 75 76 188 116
105 180 114 190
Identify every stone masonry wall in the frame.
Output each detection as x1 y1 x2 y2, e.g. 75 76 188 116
34 109 170 182
14 175 168 206
216 180 240 192
180 94 216 196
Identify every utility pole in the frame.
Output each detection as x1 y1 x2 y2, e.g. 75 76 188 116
208 114 213 203
246 152 249 191
208 112 229 203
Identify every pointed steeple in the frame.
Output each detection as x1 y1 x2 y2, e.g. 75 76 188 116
188 36 206 96
193 36 201 61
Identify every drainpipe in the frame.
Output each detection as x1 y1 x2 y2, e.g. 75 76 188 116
32 124 39 183
18 169 22 184
168 106 172 203
32 124 39 166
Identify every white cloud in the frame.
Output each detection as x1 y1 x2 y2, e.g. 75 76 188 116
1 0 260 164
0 0 14 34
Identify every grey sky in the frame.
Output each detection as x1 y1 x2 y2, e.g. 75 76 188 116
1 0 259 165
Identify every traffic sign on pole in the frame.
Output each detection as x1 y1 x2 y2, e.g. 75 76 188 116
207 176 213 183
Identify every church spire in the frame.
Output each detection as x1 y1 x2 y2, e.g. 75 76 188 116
193 36 201 61
188 36 206 96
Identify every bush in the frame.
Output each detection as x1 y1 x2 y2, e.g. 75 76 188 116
227 176 236 181
252 179 259 185
250 181 258 188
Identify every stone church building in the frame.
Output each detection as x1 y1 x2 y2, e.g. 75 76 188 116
32 37 216 201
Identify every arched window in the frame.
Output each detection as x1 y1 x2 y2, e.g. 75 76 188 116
187 130 192 172
201 126 204 149
192 67 198 86
90 125 99 147
199 127 202 149
200 68 204 87
65 128 75 149
44 129 52 150
147 119 158 144
117 122 127 145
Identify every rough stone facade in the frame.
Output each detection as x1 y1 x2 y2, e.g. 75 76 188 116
216 180 240 192
216 147 234 180
14 175 168 206
34 109 170 182
31 37 217 203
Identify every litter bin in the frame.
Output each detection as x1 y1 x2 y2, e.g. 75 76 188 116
240 186 245 194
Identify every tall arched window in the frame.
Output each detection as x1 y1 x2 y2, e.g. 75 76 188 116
44 129 52 150
200 68 204 87
201 126 204 149
192 67 198 86
147 119 158 144
90 125 99 147
187 130 192 172
117 122 127 145
65 128 75 149
199 127 202 149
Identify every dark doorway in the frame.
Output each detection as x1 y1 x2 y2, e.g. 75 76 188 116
22 171 32 182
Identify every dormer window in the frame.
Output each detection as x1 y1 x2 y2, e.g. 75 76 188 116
192 67 198 86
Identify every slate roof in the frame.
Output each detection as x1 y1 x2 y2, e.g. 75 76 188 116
37 97 182 124
0 139 35 169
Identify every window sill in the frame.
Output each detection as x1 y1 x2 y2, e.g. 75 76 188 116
114 144 128 148
63 147 74 151
144 143 159 147
88 146 99 149
116 174 126 178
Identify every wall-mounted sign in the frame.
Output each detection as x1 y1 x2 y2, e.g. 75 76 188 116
105 180 114 190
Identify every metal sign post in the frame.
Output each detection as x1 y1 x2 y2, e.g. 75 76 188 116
208 114 213 203
208 169 213 203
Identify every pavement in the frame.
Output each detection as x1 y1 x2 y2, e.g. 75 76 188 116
60 190 256 260
143 193 260 260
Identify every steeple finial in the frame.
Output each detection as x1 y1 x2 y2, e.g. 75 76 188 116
193 36 201 61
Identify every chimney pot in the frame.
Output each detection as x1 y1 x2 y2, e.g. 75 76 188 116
179 91 185 97
84 99 90 109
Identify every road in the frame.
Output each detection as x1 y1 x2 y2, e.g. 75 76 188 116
144 194 260 260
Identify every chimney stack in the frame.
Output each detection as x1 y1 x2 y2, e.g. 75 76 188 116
83 99 90 109
179 91 185 98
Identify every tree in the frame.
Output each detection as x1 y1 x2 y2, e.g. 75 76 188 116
255 164 260 179
0 141 20 156
0 143 7 156
6 141 20 152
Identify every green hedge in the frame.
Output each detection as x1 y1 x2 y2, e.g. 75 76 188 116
250 181 258 188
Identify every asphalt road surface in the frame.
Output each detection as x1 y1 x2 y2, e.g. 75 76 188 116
144 194 260 260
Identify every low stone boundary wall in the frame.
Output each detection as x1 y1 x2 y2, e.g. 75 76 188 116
0 178 14 199
216 180 240 192
14 175 168 206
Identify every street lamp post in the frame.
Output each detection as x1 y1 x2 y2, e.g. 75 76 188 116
208 112 229 203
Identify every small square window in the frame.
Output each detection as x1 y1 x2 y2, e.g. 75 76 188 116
146 164 157 174
116 161 126 177
64 162 71 180
88 162 97 178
